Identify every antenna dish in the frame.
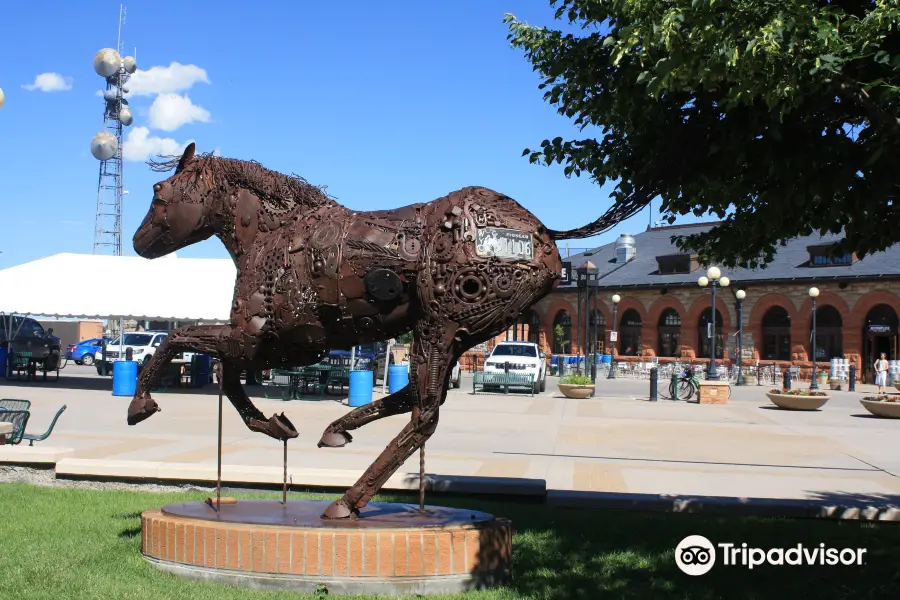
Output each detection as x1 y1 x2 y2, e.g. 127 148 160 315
118 106 133 126
123 56 137 73
121 87 129 94
0 87 4 109
103 88 118 102
94 48 122 78
91 131 118 161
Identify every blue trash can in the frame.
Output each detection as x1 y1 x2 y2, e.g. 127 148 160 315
602 354 612 364
112 360 138 396
348 369 374 407
191 354 211 387
0 346 7 379
388 364 409 394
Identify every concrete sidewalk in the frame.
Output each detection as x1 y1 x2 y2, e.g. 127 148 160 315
2 372 899 518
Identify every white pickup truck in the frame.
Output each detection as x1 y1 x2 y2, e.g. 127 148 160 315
482 341 547 393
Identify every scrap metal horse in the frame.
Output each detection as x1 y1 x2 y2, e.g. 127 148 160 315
129 143 620 519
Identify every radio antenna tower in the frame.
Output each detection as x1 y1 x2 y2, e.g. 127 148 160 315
91 4 137 256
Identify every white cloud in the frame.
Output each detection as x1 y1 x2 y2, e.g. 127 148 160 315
122 127 193 162
126 62 209 96
148 93 211 131
22 72 73 92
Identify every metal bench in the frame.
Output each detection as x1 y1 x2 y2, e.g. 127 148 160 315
0 399 32 412
22 404 67 446
0 409 30 445
472 372 535 396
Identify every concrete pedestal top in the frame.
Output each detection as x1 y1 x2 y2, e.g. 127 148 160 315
0 422 12 435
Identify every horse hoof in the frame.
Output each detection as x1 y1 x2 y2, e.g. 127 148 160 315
250 413 299 441
127 395 160 426
317 430 353 448
321 501 355 520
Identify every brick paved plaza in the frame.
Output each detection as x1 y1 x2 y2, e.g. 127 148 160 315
3 366 898 511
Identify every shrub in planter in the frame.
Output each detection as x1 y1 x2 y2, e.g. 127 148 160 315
765 388 830 410
559 374 594 399
860 395 900 418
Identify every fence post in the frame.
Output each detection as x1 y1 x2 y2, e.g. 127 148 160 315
649 367 658 402
671 371 679 401
849 364 856 392
783 369 791 390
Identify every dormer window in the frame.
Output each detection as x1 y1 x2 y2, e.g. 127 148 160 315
808 243 855 267
656 253 698 275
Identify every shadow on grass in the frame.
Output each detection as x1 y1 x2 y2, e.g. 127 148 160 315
378 491 900 600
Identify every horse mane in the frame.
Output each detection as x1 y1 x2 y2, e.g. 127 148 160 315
147 152 336 210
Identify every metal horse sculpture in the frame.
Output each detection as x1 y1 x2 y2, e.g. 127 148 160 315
129 143 619 519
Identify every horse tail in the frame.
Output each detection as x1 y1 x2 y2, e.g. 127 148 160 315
544 201 647 241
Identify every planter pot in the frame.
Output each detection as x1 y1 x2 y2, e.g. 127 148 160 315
860 399 900 419
829 380 843 391
765 392 830 411
741 375 757 386
559 384 594 399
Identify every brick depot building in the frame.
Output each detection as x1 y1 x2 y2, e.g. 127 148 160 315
504 223 900 383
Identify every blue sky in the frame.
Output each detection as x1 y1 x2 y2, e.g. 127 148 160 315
0 0 690 271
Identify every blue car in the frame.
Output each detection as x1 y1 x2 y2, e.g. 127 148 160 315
66 338 111 366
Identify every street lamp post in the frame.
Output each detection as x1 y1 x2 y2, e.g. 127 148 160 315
809 287 820 390
698 267 730 380
736 290 746 385
607 294 621 379
586 263 599 385
576 265 587 375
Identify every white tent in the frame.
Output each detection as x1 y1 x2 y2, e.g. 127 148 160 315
0 253 236 321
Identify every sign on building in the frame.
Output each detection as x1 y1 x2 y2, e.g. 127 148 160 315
561 261 572 283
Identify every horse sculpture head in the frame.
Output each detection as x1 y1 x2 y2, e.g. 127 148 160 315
134 143 217 258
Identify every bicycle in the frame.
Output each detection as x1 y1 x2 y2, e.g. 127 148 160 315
658 365 701 401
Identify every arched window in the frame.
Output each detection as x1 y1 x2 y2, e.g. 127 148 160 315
527 310 541 345
762 306 791 361
552 310 572 354
658 309 682 357
697 308 724 359
619 309 642 356
813 305 842 360
589 309 606 355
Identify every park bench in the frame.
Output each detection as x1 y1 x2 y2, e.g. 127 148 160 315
472 372 535 396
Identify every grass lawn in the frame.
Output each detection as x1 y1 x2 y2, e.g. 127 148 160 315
1 483 899 599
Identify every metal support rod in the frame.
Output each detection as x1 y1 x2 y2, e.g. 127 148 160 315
419 444 426 512
810 297 819 390
589 288 597 385
283 439 288 506
215 362 223 512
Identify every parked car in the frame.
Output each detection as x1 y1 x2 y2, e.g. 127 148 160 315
0 315 62 374
66 337 111 366
483 341 547 393
94 331 195 375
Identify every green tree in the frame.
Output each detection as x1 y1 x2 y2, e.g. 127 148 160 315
505 1 900 267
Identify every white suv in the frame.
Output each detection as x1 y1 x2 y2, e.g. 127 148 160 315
94 331 192 375
483 341 546 393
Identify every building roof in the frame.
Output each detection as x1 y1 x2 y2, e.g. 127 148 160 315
559 223 900 290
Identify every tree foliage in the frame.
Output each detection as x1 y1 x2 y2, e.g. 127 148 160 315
506 1 900 267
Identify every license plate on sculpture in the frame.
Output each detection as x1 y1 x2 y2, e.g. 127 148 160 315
475 227 534 260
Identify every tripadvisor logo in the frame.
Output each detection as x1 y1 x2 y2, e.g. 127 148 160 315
675 535 867 575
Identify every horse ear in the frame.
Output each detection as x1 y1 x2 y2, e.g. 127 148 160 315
175 142 196 174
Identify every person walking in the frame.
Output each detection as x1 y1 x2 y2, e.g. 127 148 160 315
875 352 890 395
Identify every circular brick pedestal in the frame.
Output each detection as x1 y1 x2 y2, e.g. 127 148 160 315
141 499 512 595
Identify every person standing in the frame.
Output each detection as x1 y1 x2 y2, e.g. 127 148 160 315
874 352 890 394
